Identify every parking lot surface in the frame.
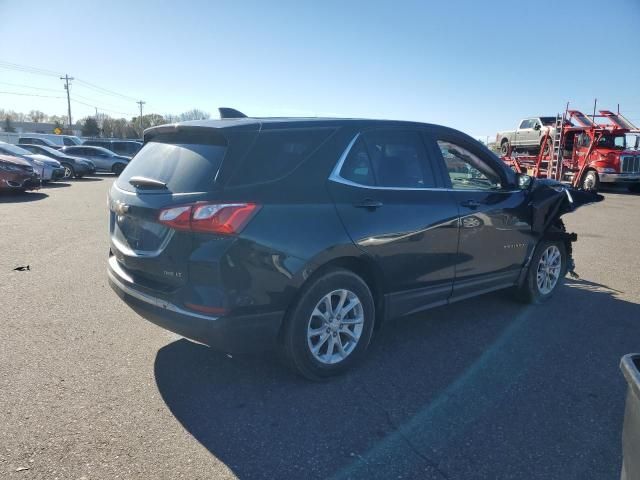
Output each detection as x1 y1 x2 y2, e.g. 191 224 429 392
1 178 639 479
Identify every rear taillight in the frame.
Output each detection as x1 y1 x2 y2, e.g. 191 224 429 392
158 203 260 234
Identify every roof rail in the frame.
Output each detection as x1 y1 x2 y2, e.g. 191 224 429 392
219 108 248 119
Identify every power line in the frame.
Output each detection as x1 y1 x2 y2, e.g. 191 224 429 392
0 90 64 99
71 98 136 117
74 78 138 102
0 60 62 77
0 59 140 103
0 81 61 93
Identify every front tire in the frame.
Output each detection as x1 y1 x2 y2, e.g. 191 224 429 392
516 240 566 304
61 163 75 179
282 269 375 380
581 169 599 192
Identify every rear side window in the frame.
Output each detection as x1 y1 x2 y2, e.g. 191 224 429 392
342 130 434 188
228 128 333 186
340 138 375 186
117 131 227 193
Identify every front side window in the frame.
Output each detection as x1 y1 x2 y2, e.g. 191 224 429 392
63 137 75 146
437 140 502 190
519 120 532 129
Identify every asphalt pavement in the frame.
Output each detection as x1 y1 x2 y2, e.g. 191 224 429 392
1 177 638 479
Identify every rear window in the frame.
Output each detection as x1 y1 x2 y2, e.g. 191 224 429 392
227 128 333 186
117 131 227 193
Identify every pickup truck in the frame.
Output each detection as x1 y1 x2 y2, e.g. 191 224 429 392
496 117 558 154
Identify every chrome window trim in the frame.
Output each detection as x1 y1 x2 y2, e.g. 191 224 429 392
328 133 520 194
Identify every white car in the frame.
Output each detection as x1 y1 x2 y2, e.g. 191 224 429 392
0 142 65 182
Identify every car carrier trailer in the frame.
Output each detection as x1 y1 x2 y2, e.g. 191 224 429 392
501 108 640 193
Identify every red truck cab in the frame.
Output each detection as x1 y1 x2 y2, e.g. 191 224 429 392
566 111 640 191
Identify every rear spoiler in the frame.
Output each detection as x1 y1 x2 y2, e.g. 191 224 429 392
219 107 248 119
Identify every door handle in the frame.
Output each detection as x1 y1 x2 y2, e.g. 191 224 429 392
460 199 481 209
354 199 383 209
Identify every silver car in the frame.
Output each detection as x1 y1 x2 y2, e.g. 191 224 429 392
0 141 64 182
60 146 130 175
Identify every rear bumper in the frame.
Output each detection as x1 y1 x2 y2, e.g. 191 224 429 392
108 256 284 353
599 173 640 184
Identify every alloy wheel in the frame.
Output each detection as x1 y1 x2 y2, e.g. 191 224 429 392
307 289 364 365
536 245 562 294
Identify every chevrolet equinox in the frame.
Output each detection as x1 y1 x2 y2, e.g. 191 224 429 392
108 112 592 380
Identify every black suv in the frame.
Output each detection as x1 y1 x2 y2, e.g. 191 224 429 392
84 139 142 157
108 115 593 379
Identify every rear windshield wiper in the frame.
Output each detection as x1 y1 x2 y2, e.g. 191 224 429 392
128 176 167 189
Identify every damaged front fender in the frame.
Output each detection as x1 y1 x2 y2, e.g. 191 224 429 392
528 178 604 234
521 178 604 280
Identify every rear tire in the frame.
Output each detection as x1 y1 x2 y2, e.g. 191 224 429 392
281 269 375 380
516 240 566 304
500 140 510 155
112 163 125 176
581 169 599 192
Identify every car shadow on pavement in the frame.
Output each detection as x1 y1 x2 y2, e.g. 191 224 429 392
0 191 48 203
42 182 71 188
72 177 103 182
154 279 639 480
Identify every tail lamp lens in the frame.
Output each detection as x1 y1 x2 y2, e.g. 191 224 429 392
158 203 260 234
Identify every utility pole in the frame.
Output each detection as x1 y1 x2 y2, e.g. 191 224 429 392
60 74 74 130
137 100 146 135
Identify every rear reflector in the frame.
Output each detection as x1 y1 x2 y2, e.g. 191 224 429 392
158 202 260 234
184 302 228 315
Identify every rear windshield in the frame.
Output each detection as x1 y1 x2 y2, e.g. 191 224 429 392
227 128 334 186
116 130 226 193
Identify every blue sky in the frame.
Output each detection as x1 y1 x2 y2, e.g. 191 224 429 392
1 0 639 138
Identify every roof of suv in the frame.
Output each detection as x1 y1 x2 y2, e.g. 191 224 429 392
144 117 436 137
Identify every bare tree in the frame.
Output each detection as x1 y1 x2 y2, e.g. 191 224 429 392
179 109 210 121
28 110 46 123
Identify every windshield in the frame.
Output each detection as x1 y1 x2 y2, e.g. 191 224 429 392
597 133 627 149
0 143 31 156
625 134 640 150
34 145 60 156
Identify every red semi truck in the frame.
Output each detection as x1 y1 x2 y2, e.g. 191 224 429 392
501 109 640 193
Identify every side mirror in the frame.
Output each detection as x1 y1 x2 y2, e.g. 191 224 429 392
534 123 541 131
517 173 533 190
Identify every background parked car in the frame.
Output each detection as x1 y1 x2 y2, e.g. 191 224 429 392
0 153 40 192
16 133 83 148
20 144 96 179
0 142 64 182
18 136 61 149
83 139 142 157
60 145 130 175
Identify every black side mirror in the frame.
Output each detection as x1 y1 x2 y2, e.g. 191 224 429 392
517 173 533 190
534 123 541 131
